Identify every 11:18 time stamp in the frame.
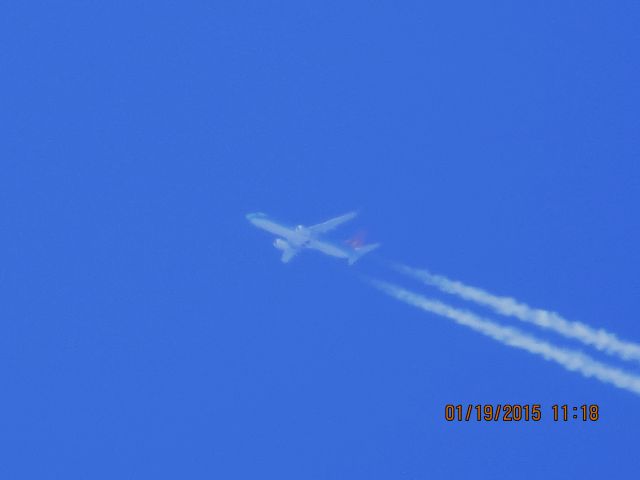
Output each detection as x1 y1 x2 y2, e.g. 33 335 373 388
444 404 600 422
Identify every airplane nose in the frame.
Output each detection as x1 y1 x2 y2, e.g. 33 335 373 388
246 212 266 222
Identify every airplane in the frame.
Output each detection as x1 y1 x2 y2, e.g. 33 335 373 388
246 211 380 264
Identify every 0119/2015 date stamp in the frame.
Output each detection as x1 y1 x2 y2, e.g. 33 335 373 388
444 404 600 422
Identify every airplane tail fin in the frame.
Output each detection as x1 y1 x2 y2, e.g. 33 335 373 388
348 243 381 265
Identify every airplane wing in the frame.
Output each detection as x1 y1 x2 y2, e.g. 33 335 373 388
280 247 299 263
308 211 357 235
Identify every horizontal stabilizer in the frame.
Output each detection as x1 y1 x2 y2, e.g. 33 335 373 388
348 243 380 265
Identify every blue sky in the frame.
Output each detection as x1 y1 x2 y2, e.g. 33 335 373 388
3 1 640 478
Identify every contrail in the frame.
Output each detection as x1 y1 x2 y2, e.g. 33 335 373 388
391 263 640 363
368 278 640 396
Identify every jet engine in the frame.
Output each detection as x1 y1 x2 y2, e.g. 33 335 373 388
273 238 289 251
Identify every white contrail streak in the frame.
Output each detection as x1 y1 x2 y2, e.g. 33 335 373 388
368 278 640 396
392 263 640 363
